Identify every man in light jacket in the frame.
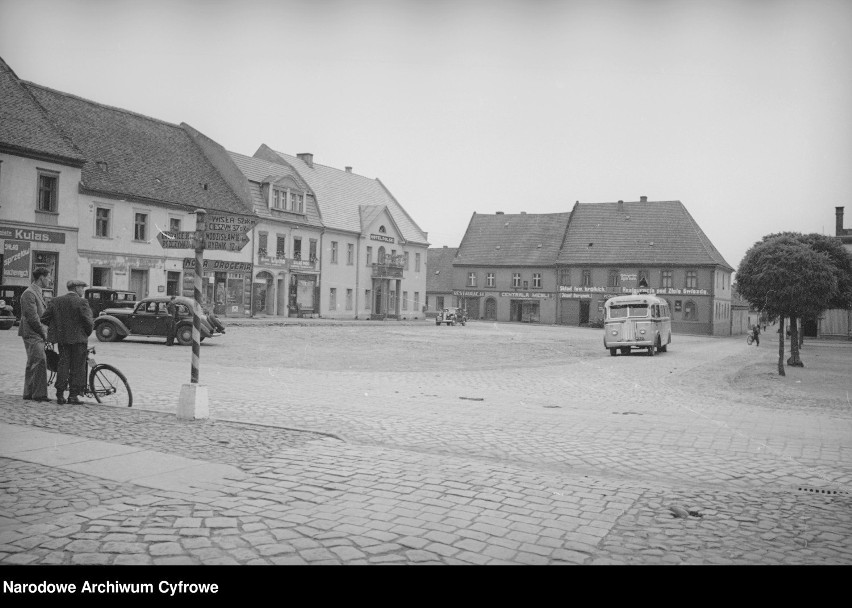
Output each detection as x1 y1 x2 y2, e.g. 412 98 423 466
41 279 94 405
18 267 52 402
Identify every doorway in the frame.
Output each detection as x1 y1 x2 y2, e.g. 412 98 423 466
129 269 148 301
579 300 590 324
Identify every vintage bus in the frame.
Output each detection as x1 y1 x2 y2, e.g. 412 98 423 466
603 293 671 356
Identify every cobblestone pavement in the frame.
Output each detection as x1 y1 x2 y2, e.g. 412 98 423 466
0 321 850 565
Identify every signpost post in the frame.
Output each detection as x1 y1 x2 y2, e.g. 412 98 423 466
156 209 255 420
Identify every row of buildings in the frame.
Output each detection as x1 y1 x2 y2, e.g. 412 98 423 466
0 57 430 320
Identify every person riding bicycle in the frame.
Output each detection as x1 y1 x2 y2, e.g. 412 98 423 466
751 324 760 347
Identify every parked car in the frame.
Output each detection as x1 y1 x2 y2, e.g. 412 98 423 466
93 296 224 345
0 284 27 325
84 286 138 317
436 307 467 326
0 298 15 330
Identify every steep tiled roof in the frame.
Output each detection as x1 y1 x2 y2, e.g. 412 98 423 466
455 212 571 266
24 82 252 215
557 200 732 270
427 247 458 292
228 152 323 228
254 146 429 244
0 57 85 165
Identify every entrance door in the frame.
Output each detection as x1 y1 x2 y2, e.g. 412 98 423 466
129 269 148 301
166 271 180 296
579 300 590 324
375 286 383 314
484 297 496 320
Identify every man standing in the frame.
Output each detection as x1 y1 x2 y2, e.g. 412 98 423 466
18 267 52 402
41 279 94 404
165 296 177 346
751 324 760 347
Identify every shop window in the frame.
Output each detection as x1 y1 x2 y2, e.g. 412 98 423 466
686 270 697 288
533 273 542 288
661 270 673 288
91 267 110 287
468 272 476 287
582 269 591 287
402 291 408 310
37 171 59 212
684 300 697 321
607 270 619 288
486 273 495 287
512 273 521 288
95 207 110 237
329 287 337 310
134 212 148 241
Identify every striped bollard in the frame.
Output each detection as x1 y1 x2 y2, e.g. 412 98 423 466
177 208 209 419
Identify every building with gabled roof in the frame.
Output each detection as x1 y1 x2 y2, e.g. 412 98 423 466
556 198 734 334
453 211 572 321
13 73 258 315
253 146 429 319
425 246 459 314
1 56 87 297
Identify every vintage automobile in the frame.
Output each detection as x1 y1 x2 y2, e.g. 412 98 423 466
435 307 467 326
0 299 15 330
93 296 223 345
84 286 138 318
0 284 27 326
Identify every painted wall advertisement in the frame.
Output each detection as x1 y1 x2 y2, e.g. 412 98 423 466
3 240 31 279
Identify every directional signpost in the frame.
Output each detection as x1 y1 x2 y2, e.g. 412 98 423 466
156 210 256 419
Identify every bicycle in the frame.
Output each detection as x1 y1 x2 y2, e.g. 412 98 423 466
45 344 133 407
746 334 754 345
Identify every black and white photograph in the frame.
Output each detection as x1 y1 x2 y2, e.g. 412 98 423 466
1 0 851 580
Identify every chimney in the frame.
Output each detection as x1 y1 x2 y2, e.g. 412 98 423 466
520 211 526 214
617 200 624 211
345 166 352 173
297 153 314 167
496 211 504 215
837 206 846 236
640 195 647 202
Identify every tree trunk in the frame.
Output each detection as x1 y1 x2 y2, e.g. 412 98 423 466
787 314 804 367
777 316 786 376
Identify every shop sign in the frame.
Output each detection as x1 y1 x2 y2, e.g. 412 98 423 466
560 293 593 299
558 285 608 293
2 240 31 278
259 254 289 267
500 292 552 299
370 234 395 243
290 259 317 271
452 290 485 297
182 258 252 272
651 287 709 296
0 225 66 244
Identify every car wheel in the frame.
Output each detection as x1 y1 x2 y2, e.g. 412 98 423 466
96 323 118 342
176 325 193 346
435 321 441 326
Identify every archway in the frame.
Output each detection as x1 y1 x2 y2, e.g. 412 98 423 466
253 271 274 314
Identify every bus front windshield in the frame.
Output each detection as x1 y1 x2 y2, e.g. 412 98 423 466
608 304 649 319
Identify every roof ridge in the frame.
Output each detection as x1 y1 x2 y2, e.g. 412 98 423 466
375 178 429 244
23 80 182 130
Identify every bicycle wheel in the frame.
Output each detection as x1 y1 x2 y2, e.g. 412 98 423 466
89 363 133 407
747 335 754 345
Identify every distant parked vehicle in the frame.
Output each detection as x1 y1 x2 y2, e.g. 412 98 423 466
94 296 223 345
84 287 138 318
603 293 671 356
0 284 27 325
436 307 467 326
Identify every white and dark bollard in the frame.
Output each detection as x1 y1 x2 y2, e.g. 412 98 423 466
178 208 209 420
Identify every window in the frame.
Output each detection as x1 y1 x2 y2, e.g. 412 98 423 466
662 270 673 288
415 252 421 272
329 288 337 310
347 243 354 265
686 270 697 288
291 192 304 213
37 171 58 212
468 272 477 287
607 270 619 288
414 292 420 311
404 252 409 270
331 241 338 264
365 289 371 310
258 232 268 257
533 273 542 288
293 237 302 260
402 291 408 310
91 267 110 287
276 236 286 258
684 300 697 321
366 246 373 266
95 207 110 237
134 213 148 241
169 217 181 233
346 288 353 310
309 239 317 262
486 273 495 287
272 188 285 210
512 273 521 288
559 268 571 286
638 270 649 288
582 269 591 287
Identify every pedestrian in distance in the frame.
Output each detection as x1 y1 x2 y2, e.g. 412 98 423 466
40 279 94 405
751 324 760 347
18 267 52 402
165 296 177 346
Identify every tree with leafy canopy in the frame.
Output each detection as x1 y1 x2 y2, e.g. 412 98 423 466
736 235 837 375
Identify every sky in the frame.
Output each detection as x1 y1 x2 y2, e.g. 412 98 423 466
1 0 850 273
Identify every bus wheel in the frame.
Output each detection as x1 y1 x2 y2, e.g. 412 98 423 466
647 342 656 356
609 348 617 357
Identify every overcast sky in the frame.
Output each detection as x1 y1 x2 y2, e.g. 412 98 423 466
2 0 850 272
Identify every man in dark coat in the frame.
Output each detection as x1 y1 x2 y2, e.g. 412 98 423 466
165 296 177 346
41 279 94 404
18 267 52 402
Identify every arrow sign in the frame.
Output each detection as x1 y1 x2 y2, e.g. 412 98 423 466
205 213 257 234
157 231 196 249
205 231 251 252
